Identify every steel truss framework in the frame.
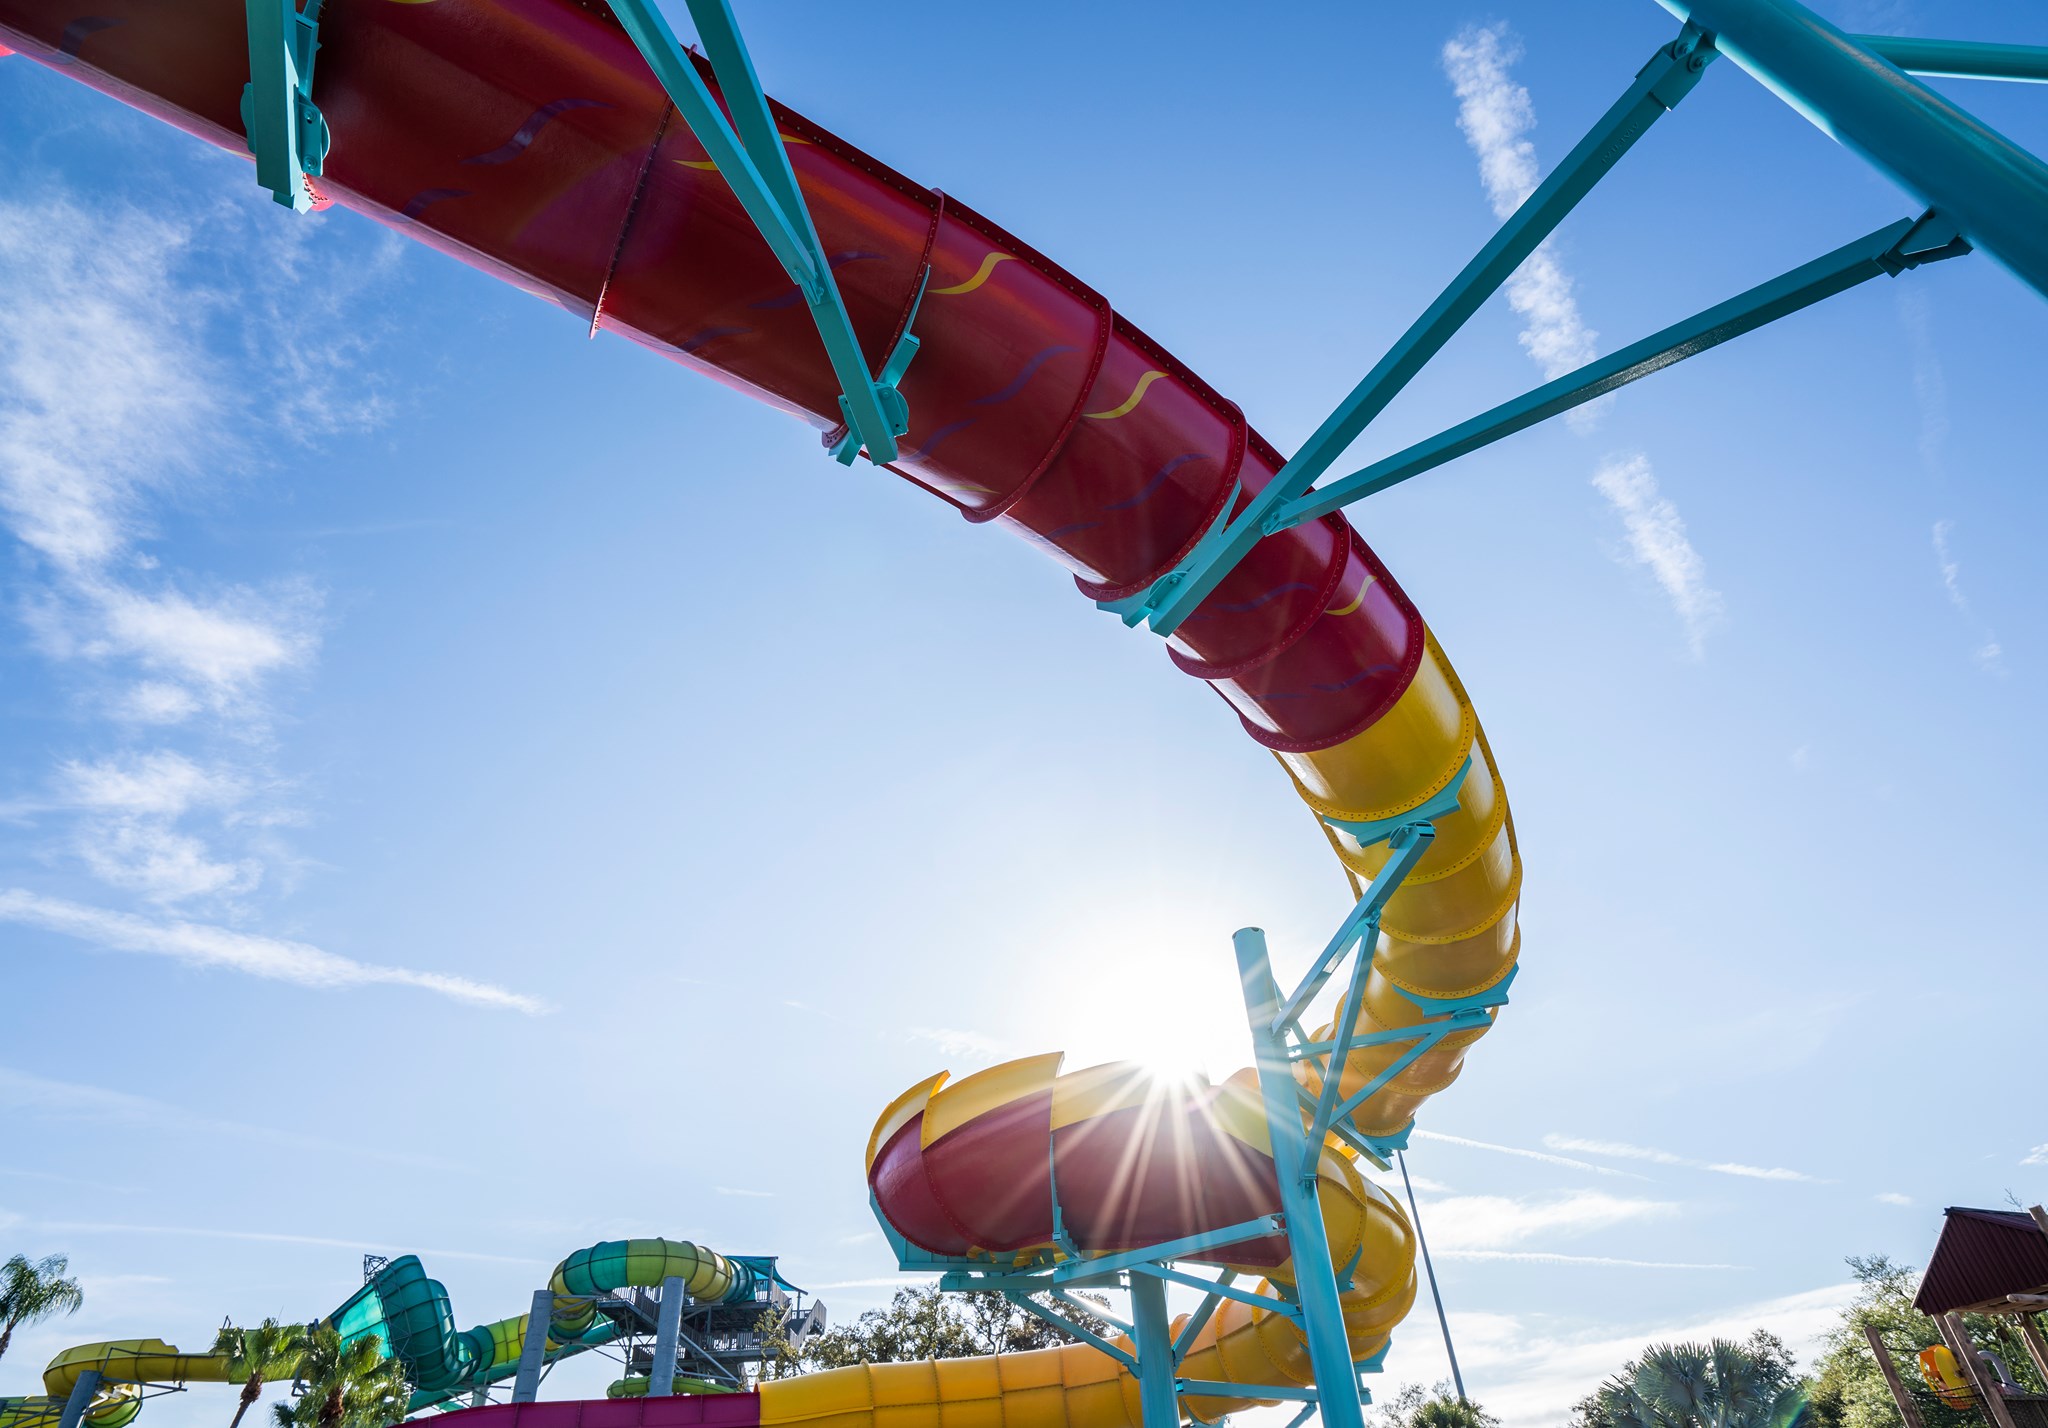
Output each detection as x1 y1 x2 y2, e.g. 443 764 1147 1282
222 1 2048 1424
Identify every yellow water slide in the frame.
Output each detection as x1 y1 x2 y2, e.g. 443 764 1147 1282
0 1340 233 1428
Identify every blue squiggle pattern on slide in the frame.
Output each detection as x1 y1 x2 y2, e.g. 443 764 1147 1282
462 98 613 166
1043 520 1100 540
1251 663 1402 704
1210 582 1314 615
969 345 1076 407
679 326 751 355
400 188 471 219
901 418 976 463
1105 452 1207 513
750 252 883 312
54 15 119 59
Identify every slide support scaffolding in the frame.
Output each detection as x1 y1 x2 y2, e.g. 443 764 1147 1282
1106 0 2037 637
1658 0 2048 295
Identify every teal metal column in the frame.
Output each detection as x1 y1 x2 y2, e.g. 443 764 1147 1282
55 1370 101 1428
1236 927 1364 1428
1128 1272 1182 1428
1655 0 2048 298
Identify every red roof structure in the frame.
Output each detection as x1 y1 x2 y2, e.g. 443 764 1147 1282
1914 1207 2048 1316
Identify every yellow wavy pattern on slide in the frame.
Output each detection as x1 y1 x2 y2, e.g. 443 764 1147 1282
1325 576 1377 617
1084 369 1167 421
931 251 1015 296
675 133 811 171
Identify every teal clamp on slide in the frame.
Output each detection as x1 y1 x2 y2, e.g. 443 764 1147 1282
240 0 328 211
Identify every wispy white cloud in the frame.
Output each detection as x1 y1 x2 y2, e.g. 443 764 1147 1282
908 1026 1007 1060
1418 1190 1678 1253
53 751 246 817
1543 1133 1825 1184
0 889 544 1013
29 1218 538 1266
1931 520 2004 674
0 1065 455 1170
2024 1144 2046 1166
1441 28 1721 658
1424 1282 1856 1426
1592 453 1722 657
1411 1128 1649 1180
0 197 324 725
1876 1192 1914 1206
1436 1249 1744 1269
1899 287 1949 480
1442 24 1601 412
0 189 399 949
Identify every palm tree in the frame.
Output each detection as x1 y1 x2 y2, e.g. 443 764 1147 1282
1592 1339 1808 1428
1407 1391 1501 1428
272 1327 409 1428
0 1254 86 1366
213 1319 308 1428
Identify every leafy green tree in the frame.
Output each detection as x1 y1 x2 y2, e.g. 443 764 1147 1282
0 1254 86 1366
800 1286 1113 1370
213 1319 309 1428
752 1307 799 1383
1804 1254 2046 1428
271 1327 410 1428
1574 1331 1804 1428
1369 1382 1501 1428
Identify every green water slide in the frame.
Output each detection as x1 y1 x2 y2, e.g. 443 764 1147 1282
326 1238 772 1414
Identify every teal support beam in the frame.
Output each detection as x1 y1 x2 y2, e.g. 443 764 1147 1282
1269 210 1969 531
1101 25 1718 637
1857 36 2048 85
1238 927 1367 1428
240 0 328 211
603 0 908 464
54 1370 101 1428
1128 1272 1181 1428
1656 0 2048 299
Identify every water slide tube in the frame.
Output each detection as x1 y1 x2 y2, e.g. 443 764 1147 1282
0 1240 769 1428
332 1240 773 1412
0 1 1525 1424
0 1342 230 1428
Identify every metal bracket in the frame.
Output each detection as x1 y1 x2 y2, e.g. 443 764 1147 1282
240 0 329 211
604 0 912 466
826 263 930 464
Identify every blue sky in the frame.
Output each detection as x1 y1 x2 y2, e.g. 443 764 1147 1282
1 1 2044 1424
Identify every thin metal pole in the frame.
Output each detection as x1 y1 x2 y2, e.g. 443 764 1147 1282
55 1370 102 1428
650 1275 686 1396
1655 0 2048 299
510 1288 554 1404
1397 1151 1465 1405
1128 1271 1182 1428
1237 927 1364 1428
